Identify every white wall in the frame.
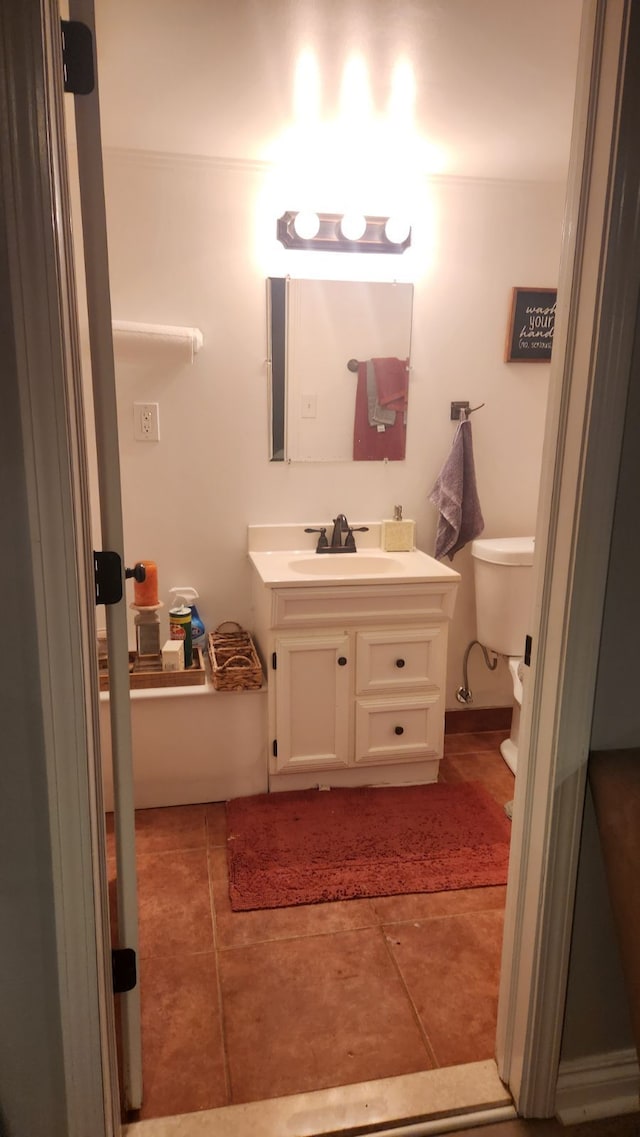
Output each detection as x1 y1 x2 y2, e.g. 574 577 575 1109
95 0 581 182
101 148 564 706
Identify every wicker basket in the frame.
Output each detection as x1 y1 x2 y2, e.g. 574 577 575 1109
207 621 263 691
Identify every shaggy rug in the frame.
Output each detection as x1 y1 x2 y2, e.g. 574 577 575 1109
226 782 511 911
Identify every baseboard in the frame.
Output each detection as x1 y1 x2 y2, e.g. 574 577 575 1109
555 1047 639 1123
445 706 512 734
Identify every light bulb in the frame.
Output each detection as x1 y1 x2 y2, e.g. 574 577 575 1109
384 216 411 244
340 213 367 241
293 211 320 240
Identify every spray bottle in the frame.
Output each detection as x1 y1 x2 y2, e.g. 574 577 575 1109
168 587 205 663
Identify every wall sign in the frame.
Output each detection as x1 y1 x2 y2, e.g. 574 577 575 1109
505 287 556 362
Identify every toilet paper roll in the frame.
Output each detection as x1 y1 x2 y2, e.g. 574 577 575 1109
112 321 204 364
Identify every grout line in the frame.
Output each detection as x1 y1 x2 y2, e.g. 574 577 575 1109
378 925 440 1071
376 903 507 931
207 845 233 1105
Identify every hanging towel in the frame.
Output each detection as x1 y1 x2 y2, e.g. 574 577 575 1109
429 412 484 560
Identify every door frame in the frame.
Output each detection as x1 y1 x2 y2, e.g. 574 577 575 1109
0 0 119 1133
497 0 640 1114
2 0 638 1131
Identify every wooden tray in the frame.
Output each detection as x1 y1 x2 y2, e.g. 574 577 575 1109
99 647 206 691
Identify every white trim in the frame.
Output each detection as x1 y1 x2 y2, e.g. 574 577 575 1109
497 0 640 1115
556 1049 640 1124
98 145 569 190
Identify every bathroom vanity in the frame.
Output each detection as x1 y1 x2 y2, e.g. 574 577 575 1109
249 526 460 791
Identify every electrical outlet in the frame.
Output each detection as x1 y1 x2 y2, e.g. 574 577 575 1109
133 402 160 442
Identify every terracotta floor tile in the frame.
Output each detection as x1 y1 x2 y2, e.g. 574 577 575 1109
444 731 510 756
444 752 515 808
205 803 227 847
218 927 435 1103
136 952 228 1119
137 849 214 959
209 847 378 950
370 884 507 924
385 909 505 1067
105 804 207 857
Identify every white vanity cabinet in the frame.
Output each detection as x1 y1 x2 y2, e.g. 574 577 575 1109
250 565 459 792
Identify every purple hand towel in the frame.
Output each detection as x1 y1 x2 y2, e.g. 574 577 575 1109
429 415 484 560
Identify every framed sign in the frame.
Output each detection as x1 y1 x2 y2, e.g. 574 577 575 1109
505 287 556 362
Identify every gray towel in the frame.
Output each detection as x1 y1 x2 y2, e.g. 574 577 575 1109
429 415 484 560
366 360 396 428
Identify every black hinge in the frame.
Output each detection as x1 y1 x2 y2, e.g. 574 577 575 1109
272 652 277 670
112 948 137 994
524 634 532 667
272 739 278 757
60 20 95 94
94 550 123 606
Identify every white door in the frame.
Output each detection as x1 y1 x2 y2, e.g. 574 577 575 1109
64 0 143 1111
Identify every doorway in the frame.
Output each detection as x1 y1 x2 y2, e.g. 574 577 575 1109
81 0 586 1128
2 0 636 1132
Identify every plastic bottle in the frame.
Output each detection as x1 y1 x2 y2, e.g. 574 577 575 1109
168 586 205 655
168 588 193 667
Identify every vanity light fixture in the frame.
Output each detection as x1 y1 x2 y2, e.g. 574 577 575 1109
277 211 411 253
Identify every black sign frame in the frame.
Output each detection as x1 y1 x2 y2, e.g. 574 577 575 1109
505 286 557 362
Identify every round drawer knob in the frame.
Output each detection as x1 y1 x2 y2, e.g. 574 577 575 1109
395 658 405 668
337 656 348 666
394 725 404 736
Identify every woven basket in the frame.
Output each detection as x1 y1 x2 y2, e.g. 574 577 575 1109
207 621 263 691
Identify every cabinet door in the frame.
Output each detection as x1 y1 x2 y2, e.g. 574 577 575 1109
355 626 446 695
354 692 442 765
272 632 351 774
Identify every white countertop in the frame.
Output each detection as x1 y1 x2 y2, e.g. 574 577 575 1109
248 547 461 588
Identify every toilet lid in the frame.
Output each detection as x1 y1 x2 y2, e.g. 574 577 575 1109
471 536 535 566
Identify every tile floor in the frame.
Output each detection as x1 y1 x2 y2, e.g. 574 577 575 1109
108 727 515 1121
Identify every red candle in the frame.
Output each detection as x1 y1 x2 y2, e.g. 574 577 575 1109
134 560 159 606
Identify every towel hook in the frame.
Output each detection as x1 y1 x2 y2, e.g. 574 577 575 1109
450 400 485 421
347 358 360 373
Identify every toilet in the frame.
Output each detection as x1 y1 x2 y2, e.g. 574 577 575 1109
471 536 535 775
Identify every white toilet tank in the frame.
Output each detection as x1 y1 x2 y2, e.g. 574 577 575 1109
471 537 535 656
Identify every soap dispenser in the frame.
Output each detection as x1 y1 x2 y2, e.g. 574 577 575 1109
382 505 416 552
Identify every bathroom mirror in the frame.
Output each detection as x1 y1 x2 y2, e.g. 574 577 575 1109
268 278 414 462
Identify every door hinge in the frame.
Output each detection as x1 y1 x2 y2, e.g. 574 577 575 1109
272 739 278 757
94 550 123 606
60 20 95 94
112 948 137 994
272 652 277 669
524 634 532 667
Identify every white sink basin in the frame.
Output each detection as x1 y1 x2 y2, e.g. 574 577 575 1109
288 555 405 576
248 547 460 588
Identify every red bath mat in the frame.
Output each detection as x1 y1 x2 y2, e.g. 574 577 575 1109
226 782 511 911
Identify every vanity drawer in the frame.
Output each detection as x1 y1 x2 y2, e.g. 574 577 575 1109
355 626 445 695
354 693 442 765
270 582 457 628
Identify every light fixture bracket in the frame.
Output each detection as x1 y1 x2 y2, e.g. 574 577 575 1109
276 211 411 254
